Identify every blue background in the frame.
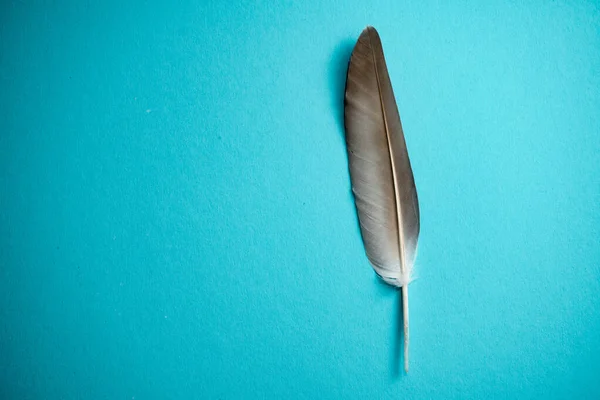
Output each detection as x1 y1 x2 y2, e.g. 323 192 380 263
2 1 600 399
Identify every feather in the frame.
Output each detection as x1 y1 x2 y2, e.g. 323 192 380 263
344 26 420 373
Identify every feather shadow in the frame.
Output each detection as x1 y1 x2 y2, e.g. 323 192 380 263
392 291 405 378
374 277 405 378
329 38 355 139
334 37 408 377
331 38 362 231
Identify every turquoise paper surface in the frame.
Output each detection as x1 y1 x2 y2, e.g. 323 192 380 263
2 1 600 398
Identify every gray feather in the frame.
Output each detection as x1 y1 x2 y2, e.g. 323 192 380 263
344 26 420 287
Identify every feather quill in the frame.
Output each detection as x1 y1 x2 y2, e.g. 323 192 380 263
344 26 420 373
